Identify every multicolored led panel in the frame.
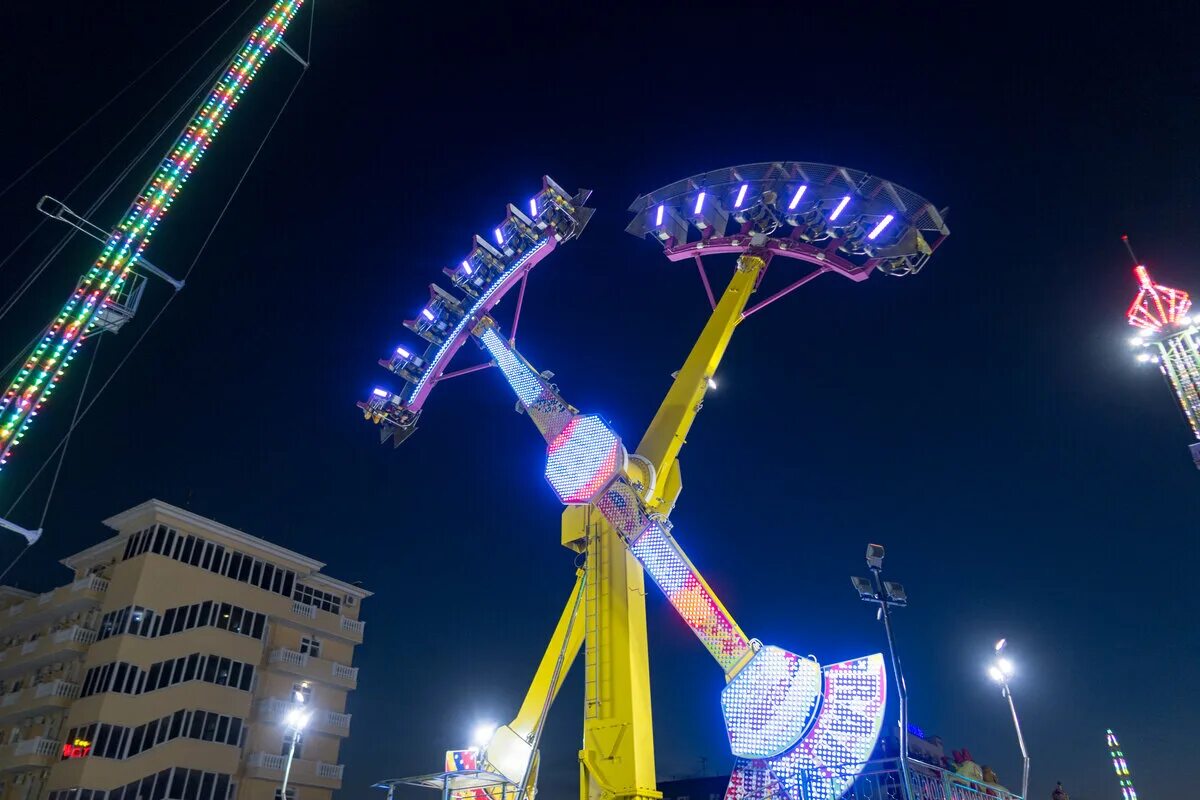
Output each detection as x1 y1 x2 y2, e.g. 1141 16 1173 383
444 749 489 800
628 523 752 673
477 324 576 443
593 478 655 541
1106 729 1138 800
724 654 887 800
720 645 822 758
1159 334 1200 438
545 414 624 504
1127 264 1191 332
0 0 303 468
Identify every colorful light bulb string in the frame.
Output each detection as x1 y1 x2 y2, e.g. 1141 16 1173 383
0 0 303 468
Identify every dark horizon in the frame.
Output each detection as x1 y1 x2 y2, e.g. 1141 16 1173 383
2 3 1198 800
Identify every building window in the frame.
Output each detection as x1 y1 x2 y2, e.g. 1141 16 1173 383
275 790 296 800
292 682 312 704
299 638 321 658
281 732 303 759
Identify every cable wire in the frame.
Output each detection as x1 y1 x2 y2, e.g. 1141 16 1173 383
0 1 236 203
2 66 308 532
0 1 257 279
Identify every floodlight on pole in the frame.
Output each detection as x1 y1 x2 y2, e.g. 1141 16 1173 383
851 543 912 796
989 638 1029 800
472 722 497 749
280 690 312 800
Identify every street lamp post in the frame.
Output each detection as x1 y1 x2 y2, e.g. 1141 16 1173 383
988 639 1029 800
281 685 313 800
851 544 912 797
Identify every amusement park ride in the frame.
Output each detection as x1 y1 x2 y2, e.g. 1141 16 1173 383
360 163 949 800
1105 729 1138 800
0 1 308 544
1124 235 1200 468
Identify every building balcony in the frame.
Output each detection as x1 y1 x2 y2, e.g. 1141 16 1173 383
0 576 108 636
0 680 80 724
283 601 365 644
244 752 344 789
0 626 98 678
267 648 358 689
255 698 352 736
0 737 60 772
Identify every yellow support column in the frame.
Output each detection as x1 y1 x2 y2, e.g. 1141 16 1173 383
568 254 767 800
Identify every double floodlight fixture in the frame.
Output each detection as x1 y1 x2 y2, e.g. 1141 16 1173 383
851 546 907 607
988 638 1016 684
284 708 312 731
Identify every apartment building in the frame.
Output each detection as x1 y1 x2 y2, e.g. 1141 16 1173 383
0 500 369 800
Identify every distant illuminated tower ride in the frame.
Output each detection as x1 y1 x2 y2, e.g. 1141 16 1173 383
1124 236 1200 467
1106 729 1138 800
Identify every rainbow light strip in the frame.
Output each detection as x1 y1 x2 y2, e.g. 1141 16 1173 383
1106 729 1138 800
0 0 303 468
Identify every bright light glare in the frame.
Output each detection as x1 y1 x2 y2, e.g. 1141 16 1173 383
706 377 717 390
994 638 1006 653
284 709 312 730
655 204 665 226
1181 316 1193 326
494 227 504 245
472 722 496 747
461 260 472 275
987 666 1004 683
395 347 411 359
1137 353 1151 363
867 214 895 240
788 185 807 210
529 198 538 217
421 308 435 321
372 387 389 398
1129 337 1144 346
997 658 1014 678
734 184 749 208
829 196 851 221
694 192 706 215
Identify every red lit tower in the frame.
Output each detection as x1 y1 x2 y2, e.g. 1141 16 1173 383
1124 236 1200 467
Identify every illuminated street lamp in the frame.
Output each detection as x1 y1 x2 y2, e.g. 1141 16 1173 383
988 639 1029 799
851 544 911 795
281 684 313 800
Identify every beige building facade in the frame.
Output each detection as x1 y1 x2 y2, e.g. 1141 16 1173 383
0 500 369 800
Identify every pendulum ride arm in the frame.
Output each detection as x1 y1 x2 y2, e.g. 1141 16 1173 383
0 1 305 469
473 288 888 799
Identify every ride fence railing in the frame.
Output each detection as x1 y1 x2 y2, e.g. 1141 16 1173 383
800 758 1023 800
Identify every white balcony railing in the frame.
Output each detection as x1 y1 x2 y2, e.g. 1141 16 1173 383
340 617 365 637
325 710 351 729
51 626 96 646
248 752 288 771
269 648 308 668
331 662 358 683
71 575 110 594
316 762 344 780
34 680 80 700
291 601 317 619
14 737 59 757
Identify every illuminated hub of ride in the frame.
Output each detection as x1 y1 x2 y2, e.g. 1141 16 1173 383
0 0 305 469
1124 238 1200 467
1105 729 1138 800
362 163 947 800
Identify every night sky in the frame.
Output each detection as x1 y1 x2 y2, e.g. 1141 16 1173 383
2 3 1198 799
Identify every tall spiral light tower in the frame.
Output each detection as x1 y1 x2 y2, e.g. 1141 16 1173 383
1105 729 1138 800
1123 236 1200 467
